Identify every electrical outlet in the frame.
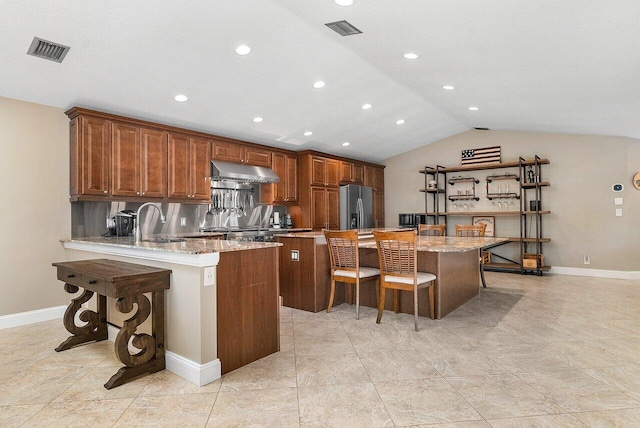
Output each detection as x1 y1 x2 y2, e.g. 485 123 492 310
584 254 591 265
615 208 622 217
291 250 299 261
204 266 216 286
180 217 187 227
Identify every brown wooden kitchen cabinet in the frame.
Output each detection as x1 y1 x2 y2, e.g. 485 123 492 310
340 161 364 185
310 156 340 187
364 165 385 190
261 152 298 203
69 114 111 198
373 189 385 227
310 186 339 230
213 140 272 167
168 133 212 201
111 123 167 199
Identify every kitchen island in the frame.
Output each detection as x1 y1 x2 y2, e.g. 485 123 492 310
61 236 281 386
277 231 506 319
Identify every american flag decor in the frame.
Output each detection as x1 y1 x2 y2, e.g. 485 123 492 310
461 146 501 165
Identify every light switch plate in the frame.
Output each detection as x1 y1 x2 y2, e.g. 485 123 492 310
616 208 623 217
614 198 623 205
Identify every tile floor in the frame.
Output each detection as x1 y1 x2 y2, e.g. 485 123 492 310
1 273 640 427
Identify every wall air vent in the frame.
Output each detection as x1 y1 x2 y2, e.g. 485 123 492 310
27 37 70 63
325 20 362 36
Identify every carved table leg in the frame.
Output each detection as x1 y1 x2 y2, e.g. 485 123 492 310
104 292 165 389
55 284 108 352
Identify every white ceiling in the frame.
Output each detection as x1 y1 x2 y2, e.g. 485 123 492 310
1 1 639 163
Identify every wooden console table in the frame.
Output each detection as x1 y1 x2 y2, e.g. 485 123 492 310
52 259 171 389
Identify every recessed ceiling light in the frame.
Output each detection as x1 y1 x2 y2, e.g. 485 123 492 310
342 142 350 147
396 119 405 125
403 52 418 60
442 85 455 90
174 94 188 102
313 81 325 89
468 106 479 111
362 103 372 110
253 117 263 123
335 0 353 5
235 45 251 55
303 131 313 136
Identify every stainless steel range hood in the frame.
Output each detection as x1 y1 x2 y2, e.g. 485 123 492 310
210 160 280 184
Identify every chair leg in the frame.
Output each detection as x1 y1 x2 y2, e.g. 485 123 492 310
479 258 487 288
428 285 435 320
355 280 360 320
393 290 399 314
376 285 386 324
414 286 419 331
326 279 336 313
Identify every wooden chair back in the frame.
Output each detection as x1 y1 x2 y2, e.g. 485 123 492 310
372 230 418 280
324 229 359 273
455 224 486 237
418 224 446 236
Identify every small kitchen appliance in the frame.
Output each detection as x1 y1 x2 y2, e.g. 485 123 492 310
272 212 281 228
398 213 427 229
284 214 293 229
113 210 136 236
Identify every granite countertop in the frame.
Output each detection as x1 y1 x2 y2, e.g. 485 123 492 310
276 228 403 239
65 236 281 255
358 236 508 253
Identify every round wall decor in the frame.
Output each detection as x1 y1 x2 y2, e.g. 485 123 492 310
633 172 640 190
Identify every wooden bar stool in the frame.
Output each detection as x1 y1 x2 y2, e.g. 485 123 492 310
455 224 488 288
324 230 380 319
418 224 446 236
373 230 436 331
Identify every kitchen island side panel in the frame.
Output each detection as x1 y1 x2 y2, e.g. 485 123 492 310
216 247 280 374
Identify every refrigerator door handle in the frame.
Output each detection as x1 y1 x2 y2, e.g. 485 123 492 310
357 198 364 229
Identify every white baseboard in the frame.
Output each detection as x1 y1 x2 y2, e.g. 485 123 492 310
0 305 66 330
549 266 640 280
107 324 221 386
165 351 222 386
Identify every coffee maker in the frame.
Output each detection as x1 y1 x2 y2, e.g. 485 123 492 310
272 212 281 229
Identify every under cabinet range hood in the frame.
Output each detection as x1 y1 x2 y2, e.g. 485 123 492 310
210 160 280 184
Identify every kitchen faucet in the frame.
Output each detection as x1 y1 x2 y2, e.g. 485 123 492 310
135 203 166 242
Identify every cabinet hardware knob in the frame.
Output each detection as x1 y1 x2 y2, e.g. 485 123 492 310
136 192 140 195
103 190 108 194
88 280 97 284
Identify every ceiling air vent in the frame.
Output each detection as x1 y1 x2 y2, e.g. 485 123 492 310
27 37 70 63
325 20 362 36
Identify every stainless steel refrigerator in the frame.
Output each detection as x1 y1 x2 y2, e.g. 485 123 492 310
340 184 373 230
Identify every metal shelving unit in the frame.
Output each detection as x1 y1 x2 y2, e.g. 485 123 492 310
420 156 550 275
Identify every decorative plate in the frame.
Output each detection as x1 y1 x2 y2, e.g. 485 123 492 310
634 172 640 190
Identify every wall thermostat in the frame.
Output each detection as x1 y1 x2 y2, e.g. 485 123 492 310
612 183 624 192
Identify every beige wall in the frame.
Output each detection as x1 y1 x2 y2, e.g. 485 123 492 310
384 130 640 272
0 97 70 316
